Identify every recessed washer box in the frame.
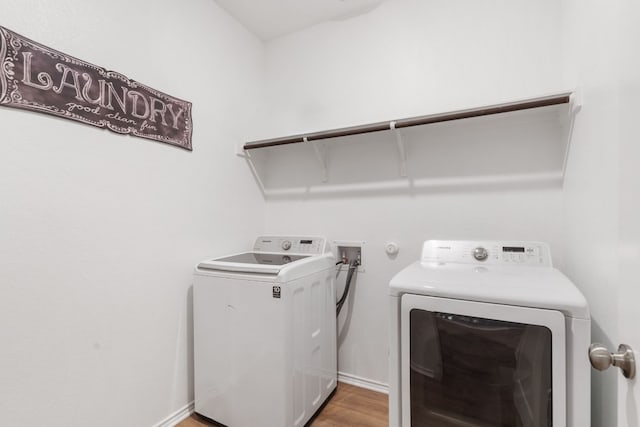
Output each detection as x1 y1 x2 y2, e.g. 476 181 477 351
333 240 365 272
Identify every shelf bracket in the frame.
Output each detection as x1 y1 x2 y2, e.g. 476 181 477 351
562 88 582 179
390 121 408 177
243 148 267 196
306 137 328 182
569 87 583 115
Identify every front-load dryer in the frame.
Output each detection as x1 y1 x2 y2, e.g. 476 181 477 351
389 240 590 427
193 236 336 427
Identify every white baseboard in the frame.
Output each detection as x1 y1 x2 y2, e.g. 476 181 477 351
338 371 389 394
154 401 194 427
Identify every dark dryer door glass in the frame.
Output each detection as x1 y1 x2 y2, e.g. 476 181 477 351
410 310 552 427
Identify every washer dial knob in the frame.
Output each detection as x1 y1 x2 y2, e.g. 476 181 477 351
473 247 488 261
282 240 292 251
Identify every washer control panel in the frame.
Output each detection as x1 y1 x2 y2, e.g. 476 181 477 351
422 240 552 267
253 236 326 255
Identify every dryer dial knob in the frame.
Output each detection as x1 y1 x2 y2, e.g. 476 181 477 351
473 247 488 261
282 240 292 251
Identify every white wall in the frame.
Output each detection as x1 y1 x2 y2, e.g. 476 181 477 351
0 1 265 426
259 0 565 140
261 0 566 386
561 0 639 425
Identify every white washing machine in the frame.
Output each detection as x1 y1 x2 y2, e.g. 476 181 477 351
193 236 337 427
389 240 590 427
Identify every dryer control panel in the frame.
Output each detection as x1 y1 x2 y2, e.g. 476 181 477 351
421 240 552 267
253 236 327 255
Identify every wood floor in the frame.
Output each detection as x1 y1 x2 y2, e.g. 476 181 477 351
177 382 388 427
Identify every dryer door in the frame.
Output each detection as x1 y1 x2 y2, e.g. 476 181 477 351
401 294 566 427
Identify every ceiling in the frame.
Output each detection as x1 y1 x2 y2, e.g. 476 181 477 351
214 0 386 41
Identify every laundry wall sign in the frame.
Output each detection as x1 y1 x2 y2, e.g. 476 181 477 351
0 26 192 150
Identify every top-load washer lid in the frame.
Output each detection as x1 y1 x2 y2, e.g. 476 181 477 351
198 252 310 274
214 253 308 265
389 240 590 319
196 235 331 275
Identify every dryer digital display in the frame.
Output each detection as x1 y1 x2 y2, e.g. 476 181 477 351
503 246 526 253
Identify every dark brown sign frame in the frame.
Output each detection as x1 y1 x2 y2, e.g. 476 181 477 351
0 25 193 150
